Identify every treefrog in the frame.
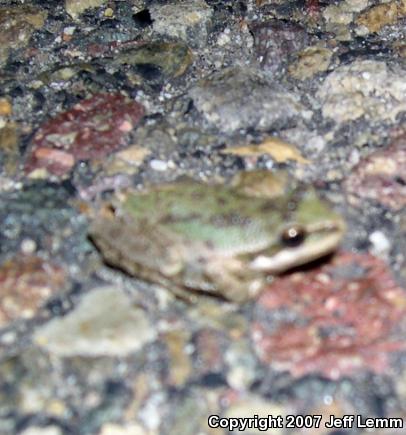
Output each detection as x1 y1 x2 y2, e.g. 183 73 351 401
89 172 345 303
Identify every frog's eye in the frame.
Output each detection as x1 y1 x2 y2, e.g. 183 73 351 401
281 225 306 247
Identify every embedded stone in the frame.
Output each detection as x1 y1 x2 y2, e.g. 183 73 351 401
317 60 406 124
150 0 213 49
35 286 156 357
25 94 145 177
0 255 65 328
189 67 304 134
252 252 406 379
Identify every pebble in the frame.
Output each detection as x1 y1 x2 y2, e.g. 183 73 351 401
189 67 304 134
62 26 76 36
0 121 19 176
104 7 114 18
356 0 406 35
35 286 156 357
225 342 257 391
149 159 168 171
217 29 231 46
344 135 406 211
20 427 62 435
323 3 356 40
224 395 286 435
317 59 406 124
150 0 213 49
138 392 166 431
163 329 192 387
250 19 309 75
0 98 12 116
65 0 107 18
369 231 391 258
0 6 47 65
288 46 334 80
20 238 37 254
0 255 65 327
114 42 193 82
98 423 148 435
105 146 151 175
25 94 145 177
163 390 209 435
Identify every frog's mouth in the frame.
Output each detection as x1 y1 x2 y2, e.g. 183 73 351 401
249 219 346 273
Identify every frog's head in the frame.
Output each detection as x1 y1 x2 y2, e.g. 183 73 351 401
250 188 345 273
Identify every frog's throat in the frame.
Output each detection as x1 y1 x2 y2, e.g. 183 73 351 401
249 219 345 273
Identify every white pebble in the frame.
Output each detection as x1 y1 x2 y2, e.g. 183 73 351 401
21 238 37 254
308 135 326 153
349 149 360 165
150 159 168 171
369 231 391 257
63 26 76 35
217 31 231 46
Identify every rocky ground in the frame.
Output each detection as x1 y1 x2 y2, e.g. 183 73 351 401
0 0 406 434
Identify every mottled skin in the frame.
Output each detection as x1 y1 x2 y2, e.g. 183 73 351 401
89 175 345 303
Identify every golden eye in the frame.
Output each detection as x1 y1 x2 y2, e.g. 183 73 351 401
281 225 306 247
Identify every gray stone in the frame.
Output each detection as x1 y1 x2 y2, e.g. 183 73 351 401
251 20 309 75
150 0 213 49
35 286 155 357
189 67 305 134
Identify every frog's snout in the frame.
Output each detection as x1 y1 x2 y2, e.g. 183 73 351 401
250 218 345 274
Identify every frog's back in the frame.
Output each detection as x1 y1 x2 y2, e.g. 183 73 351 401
123 181 285 254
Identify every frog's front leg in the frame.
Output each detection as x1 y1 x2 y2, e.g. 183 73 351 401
181 254 265 303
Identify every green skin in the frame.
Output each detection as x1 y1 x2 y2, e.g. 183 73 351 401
89 176 345 303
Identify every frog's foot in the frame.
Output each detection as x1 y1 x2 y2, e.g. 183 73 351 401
159 276 251 306
163 281 234 305
160 282 201 305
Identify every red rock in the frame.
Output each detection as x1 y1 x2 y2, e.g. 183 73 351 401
25 93 145 177
345 133 406 211
0 255 65 327
194 328 226 376
252 252 406 379
32 147 75 176
305 0 321 17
